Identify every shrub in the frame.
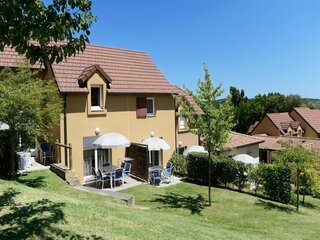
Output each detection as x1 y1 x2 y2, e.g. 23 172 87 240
233 161 249 191
170 152 187 176
186 152 209 183
186 152 249 190
258 164 291 203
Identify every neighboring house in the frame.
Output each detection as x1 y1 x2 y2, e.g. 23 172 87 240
256 135 320 163
289 107 320 138
222 131 264 161
0 44 178 183
249 112 304 137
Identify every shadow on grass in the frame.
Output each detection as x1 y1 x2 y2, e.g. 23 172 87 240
0 188 103 239
147 192 205 215
300 201 319 209
255 199 295 214
13 175 46 189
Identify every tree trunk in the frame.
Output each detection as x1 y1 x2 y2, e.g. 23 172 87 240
208 144 211 206
302 189 305 205
296 169 300 211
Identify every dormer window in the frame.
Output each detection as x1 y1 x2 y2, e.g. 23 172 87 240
91 85 103 111
179 115 186 130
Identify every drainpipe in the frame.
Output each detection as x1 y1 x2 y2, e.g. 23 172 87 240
64 94 68 165
174 97 177 152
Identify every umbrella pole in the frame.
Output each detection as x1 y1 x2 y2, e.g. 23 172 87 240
94 149 98 171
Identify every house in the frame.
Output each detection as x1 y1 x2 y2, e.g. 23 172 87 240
289 107 320 138
0 44 179 183
222 131 264 161
249 111 305 137
256 135 320 163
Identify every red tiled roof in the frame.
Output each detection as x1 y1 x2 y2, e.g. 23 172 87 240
257 135 320 151
172 85 204 115
266 112 294 134
291 107 320 134
226 131 264 149
0 44 173 94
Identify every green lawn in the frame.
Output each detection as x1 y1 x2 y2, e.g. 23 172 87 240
0 170 319 239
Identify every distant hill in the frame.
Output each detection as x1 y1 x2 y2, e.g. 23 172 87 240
303 98 320 103
302 98 320 109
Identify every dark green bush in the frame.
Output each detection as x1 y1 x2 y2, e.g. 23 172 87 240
233 161 249 191
258 164 291 203
186 152 209 183
186 152 248 189
170 152 187 176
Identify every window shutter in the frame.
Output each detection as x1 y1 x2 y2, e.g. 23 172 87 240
136 97 147 118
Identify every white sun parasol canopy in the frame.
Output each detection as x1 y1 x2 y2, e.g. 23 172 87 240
141 137 170 151
92 132 131 149
183 145 208 157
232 154 259 166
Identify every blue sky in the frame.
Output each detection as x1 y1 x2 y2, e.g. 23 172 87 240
78 1 319 98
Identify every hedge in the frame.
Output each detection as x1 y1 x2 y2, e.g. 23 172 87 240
187 152 291 203
186 152 249 190
258 164 292 203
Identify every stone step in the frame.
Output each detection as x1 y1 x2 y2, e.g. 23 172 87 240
67 177 80 186
50 163 76 180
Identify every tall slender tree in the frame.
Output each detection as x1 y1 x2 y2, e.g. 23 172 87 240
177 65 234 206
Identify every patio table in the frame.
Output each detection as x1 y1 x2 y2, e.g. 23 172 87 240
102 165 119 188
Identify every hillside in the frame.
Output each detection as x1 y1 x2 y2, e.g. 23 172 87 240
1 170 320 239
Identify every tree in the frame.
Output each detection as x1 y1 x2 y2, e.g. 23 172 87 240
0 64 62 178
0 0 95 67
177 65 234 206
272 142 320 211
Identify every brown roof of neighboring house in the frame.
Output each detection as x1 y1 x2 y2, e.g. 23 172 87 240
172 85 204 115
226 131 264 149
257 135 320 151
0 44 174 94
291 107 320 134
266 112 294 134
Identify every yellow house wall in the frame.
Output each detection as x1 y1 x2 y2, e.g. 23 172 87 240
57 73 176 182
290 110 318 138
177 131 199 148
251 116 281 136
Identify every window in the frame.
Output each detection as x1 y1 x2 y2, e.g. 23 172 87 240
150 150 160 166
179 115 186 130
146 98 155 116
91 86 103 111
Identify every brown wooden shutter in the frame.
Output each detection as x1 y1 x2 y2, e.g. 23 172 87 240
136 97 147 118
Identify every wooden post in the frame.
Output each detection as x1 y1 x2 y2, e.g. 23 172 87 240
69 143 72 170
55 139 60 163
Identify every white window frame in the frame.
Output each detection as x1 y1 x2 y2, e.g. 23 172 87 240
179 115 186 130
146 98 155 116
91 85 103 111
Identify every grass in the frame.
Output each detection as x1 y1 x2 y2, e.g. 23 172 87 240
0 170 319 239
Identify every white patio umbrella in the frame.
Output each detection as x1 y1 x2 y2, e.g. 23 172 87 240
141 137 170 166
0 121 9 131
92 132 130 149
141 137 170 151
183 145 208 157
92 132 131 171
232 154 259 166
